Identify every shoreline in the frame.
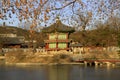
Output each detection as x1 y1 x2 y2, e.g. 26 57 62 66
0 62 118 68
4 62 84 66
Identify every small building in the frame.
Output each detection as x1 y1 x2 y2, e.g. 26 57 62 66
70 43 83 54
0 33 25 48
2 37 25 48
42 18 75 51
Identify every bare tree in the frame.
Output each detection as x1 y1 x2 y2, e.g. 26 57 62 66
1 0 120 28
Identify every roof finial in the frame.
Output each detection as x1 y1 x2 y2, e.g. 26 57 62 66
56 15 60 23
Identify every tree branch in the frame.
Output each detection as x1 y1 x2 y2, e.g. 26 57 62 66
53 0 76 10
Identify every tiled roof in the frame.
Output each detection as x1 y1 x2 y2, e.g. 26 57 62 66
42 20 75 33
0 37 24 44
70 43 83 47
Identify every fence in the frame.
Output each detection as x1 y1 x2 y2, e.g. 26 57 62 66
1 46 120 54
1 48 46 53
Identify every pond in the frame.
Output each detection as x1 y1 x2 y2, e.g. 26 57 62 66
0 65 120 80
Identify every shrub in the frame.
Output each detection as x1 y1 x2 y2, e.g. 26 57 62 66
51 54 72 63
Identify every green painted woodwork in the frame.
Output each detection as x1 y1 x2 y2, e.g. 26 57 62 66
49 43 56 48
58 34 67 39
58 43 67 49
49 33 67 40
49 34 56 40
48 33 67 49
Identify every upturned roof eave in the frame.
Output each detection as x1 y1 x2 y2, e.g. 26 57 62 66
42 20 75 33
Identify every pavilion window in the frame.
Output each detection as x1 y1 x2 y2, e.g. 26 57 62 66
49 34 56 40
49 43 56 48
58 34 67 39
58 43 67 49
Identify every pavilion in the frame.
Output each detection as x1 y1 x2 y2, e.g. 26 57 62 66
42 18 75 51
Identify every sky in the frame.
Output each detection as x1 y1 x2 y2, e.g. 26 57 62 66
0 0 120 30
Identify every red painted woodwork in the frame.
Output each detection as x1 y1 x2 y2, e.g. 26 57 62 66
44 33 70 51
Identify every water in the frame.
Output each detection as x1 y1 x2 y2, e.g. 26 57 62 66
0 65 120 80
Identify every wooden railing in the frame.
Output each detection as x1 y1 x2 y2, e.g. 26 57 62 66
44 39 70 43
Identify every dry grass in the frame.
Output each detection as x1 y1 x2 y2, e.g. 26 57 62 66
5 50 119 63
84 51 119 60
5 51 73 63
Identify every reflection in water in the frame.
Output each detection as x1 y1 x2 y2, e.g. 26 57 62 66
48 65 69 80
0 66 48 80
0 65 120 80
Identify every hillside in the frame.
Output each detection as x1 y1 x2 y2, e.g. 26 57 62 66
0 26 30 40
0 26 47 47
70 26 118 47
0 25 119 47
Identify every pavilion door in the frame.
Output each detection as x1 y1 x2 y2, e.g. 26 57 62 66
58 43 67 49
49 43 56 49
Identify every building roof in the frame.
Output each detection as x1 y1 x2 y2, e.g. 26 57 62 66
42 20 75 33
70 43 83 47
0 37 24 45
39 43 45 47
